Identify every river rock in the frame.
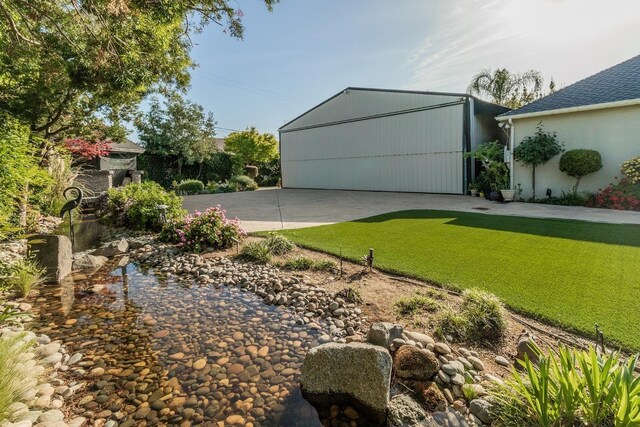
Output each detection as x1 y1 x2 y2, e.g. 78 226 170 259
387 394 431 427
72 254 108 271
495 356 510 367
404 331 435 347
300 342 392 423
366 322 403 350
94 239 129 257
393 345 439 380
469 398 495 424
516 332 540 364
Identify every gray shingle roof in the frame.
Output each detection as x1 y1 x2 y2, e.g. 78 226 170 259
110 139 145 154
501 54 640 117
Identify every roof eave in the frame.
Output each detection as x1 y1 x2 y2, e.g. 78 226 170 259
496 98 640 121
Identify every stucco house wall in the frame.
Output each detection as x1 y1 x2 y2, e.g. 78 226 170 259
511 104 640 199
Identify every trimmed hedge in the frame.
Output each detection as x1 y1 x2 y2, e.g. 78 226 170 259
559 149 602 192
176 179 204 195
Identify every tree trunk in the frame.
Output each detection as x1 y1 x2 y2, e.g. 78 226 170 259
177 158 183 177
531 166 536 201
573 176 581 194
197 162 203 180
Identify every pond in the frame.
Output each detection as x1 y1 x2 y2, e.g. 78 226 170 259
31 262 337 426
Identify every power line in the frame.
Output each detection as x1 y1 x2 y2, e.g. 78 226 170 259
191 70 305 105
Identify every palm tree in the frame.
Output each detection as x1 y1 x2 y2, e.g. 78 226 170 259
467 69 544 109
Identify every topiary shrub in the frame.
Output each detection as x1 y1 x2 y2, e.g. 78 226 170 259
559 149 602 193
229 175 258 191
160 206 244 251
176 179 204 195
98 181 185 231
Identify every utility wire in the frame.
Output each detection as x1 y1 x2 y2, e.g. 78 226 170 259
191 70 305 104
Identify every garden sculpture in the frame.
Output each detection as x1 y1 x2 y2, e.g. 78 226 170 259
60 187 83 245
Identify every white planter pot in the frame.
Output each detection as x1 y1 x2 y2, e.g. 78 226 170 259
500 189 516 202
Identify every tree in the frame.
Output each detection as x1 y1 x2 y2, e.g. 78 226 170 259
468 69 544 109
136 94 218 176
559 149 602 194
224 127 279 166
513 124 564 200
0 0 278 156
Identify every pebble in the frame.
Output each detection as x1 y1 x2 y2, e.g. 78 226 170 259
495 355 511 367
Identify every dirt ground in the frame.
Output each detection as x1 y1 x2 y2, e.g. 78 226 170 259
214 237 610 379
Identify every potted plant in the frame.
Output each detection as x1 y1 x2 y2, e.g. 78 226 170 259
500 187 516 202
469 182 478 197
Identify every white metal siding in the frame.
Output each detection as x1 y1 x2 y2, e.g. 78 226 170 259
281 99 465 194
281 90 459 131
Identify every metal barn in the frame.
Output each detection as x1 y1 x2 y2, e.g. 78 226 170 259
279 87 508 194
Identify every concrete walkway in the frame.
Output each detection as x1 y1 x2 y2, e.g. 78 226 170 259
182 188 640 232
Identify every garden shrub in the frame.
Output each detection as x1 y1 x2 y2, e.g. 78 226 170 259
536 190 591 207
586 178 640 211
176 179 204 195
229 175 258 191
238 241 271 264
255 158 281 187
264 233 295 255
336 287 363 304
394 293 438 316
490 345 640 427
160 206 244 251
435 288 506 344
435 308 470 341
283 256 314 270
460 288 507 342
559 149 602 193
98 181 185 231
216 183 237 193
621 155 640 184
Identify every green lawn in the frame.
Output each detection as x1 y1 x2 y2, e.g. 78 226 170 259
273 210 640 351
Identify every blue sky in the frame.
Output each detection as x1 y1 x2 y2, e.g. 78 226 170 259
174 0 640 139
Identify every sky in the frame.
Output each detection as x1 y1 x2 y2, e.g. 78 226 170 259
175 0 640 139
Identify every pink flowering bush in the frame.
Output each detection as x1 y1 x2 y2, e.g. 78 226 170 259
586 178 640 211
160 206 245 251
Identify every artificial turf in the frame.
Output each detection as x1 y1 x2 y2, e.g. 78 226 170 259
273 210 640 351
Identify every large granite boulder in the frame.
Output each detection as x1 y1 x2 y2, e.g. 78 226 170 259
394 345 439 381
367 322 404 350
300 342 392 423
28 235 72 283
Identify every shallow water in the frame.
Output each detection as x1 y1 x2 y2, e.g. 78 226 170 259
33 262 333 426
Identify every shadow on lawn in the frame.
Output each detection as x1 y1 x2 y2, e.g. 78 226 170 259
353 210 640 247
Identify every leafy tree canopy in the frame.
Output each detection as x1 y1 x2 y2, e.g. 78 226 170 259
0 0 278 152
468 68 556 109
513 124 563 199
224 127 279 165
135 93 218 174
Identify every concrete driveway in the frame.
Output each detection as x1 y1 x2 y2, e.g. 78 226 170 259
182 188 640 233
